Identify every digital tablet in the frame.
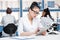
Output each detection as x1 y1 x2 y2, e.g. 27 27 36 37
36 28 47 35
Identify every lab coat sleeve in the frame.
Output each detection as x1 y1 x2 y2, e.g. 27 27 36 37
17 18 24 36
14 17 17 24
37 19 44 28
38 21 44 28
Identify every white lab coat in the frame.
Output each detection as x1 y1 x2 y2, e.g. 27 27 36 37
1 14 16 26
18 14 43 36
40 15 54 29
1 14 16 36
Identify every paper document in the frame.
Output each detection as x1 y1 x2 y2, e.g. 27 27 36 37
12 36 36 40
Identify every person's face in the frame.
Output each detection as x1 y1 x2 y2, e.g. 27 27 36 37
29 7 40 18
42 11 46 17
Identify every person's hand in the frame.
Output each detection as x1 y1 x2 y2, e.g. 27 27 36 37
33 27 40 34
41 31 46 36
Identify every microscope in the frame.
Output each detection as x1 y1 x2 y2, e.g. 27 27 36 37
48 23 58 35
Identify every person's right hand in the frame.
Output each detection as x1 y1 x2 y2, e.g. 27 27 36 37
33 27 40 34
41 31 46 36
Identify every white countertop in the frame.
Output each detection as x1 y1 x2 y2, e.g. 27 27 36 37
0 32 60 40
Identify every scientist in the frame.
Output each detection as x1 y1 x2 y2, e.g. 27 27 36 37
1 7 16 36
18 2 46 36
40 8 54 31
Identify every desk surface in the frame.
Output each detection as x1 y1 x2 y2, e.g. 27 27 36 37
0 32 60 40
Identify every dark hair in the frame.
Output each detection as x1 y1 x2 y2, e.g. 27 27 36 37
42 8 54 21
6 7 12 14
30 2 40 10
